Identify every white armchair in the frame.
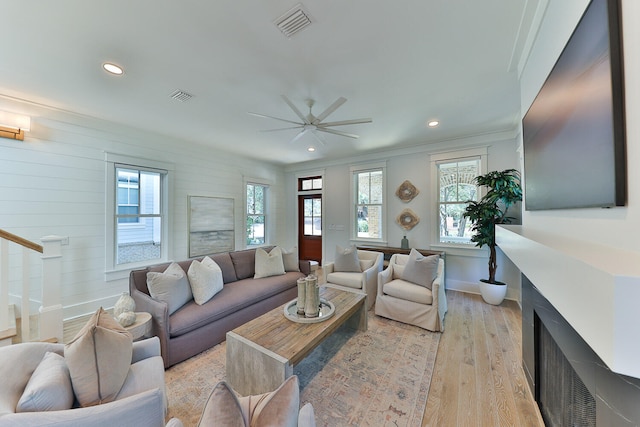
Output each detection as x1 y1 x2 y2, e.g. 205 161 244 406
0 337 180 427
324 249 384 310
375 253 447 332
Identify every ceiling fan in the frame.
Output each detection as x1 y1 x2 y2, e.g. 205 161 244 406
249 95 372 145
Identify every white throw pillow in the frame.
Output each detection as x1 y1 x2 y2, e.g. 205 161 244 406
402 248 439 290
188 256 224 305
254 247 286 279
281 246 300 272
16 352 74 412
147 262 193 314
64 308 133 407
334 245 361 272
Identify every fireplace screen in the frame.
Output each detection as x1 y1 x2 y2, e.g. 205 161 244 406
538 318 596 426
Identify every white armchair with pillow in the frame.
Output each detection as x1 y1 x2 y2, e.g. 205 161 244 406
375 249 447 332
323 245 384 310
0 309 180 427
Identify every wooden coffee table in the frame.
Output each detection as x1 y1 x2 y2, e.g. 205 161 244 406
226 286 367 395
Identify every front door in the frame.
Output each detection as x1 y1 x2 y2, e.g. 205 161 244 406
298 194 322 264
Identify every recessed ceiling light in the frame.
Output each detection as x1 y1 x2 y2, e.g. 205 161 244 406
428 120 439 128
103 62 124 75
307 147 316 152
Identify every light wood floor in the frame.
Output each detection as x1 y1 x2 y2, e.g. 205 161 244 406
59 272 544 427
424 290 544 427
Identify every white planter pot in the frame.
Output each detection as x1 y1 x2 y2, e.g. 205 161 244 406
478 280 507 305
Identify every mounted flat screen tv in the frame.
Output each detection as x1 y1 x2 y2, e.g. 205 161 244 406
522 0 626 211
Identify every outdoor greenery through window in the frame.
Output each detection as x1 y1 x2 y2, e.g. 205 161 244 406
438 159 480 244
115 166 164 265
355 169 383 239
246 183 266 246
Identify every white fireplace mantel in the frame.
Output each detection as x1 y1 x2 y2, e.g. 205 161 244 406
496 225 640 380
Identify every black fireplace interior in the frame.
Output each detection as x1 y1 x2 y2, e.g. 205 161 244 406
536 314 596 426
522 275 640 426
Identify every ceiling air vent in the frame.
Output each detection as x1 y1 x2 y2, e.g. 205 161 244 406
275 3 312 38
169 90 193 102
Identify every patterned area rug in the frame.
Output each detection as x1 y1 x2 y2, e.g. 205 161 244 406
165 311 440 427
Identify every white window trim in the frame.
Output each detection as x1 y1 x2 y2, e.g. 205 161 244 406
244 176 272 248
430 148 487 256
350 161 387 245
105 152 174 281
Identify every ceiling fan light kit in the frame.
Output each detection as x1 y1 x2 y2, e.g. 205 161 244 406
249 95 372 145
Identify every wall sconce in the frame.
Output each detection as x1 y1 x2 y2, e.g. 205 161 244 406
0 111 31 141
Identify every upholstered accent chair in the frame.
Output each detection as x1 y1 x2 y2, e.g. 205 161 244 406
323 249 384 310
375 253 447 332
0 337 180 427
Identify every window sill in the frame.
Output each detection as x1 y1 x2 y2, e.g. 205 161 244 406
430 243 487 258
104 258 170 282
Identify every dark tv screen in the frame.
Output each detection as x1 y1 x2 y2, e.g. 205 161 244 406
522 0 626 211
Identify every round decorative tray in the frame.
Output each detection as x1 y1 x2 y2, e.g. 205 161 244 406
283 298 335 323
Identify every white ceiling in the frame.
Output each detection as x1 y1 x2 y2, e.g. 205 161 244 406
0 1 536 165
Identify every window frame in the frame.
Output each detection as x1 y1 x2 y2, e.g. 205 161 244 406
105 153 173 281
430 148 487 252
350 161 387 244
244 178 271 248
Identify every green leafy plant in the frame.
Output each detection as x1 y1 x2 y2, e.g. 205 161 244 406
462 169 523 284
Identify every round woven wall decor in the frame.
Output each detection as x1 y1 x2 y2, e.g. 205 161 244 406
395 180 419 202
396 208 420 230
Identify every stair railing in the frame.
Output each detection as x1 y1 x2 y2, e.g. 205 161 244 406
0 229 65 344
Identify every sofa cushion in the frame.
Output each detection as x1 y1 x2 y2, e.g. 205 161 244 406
16 352 74 412
197 380 244 427
65 307 133 407
402 249 439 290
238 375 300 427
209 252 238 284
230 249 258 280
147 262 193 314
325 272 363 290
281 246 300 272
169 272 302 338
198 376 300 427
188 256 224 305
334 245 361 272
254 247 285 279
383 279 433 305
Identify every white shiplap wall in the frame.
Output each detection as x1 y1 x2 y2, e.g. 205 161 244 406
0 98 286 319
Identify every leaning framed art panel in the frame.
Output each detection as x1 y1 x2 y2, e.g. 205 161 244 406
188 196 235 257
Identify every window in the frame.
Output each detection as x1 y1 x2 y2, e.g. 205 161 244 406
246 183 267 246
105 153 171 277
302 196 322 236
437 158 481 244
351 163 386 241
299 176 323 191
114 166 165 265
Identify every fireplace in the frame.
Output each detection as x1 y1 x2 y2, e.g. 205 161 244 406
537 314 596 426
522 275 640 426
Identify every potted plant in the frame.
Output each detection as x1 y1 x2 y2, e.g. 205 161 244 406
463 169 522 305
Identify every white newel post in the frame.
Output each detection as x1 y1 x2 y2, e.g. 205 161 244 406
40 235 65 343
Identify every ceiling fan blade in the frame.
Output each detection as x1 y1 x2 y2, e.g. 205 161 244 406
259 126 304 132
313 97 347 124
317 127 360 139
311 130 326 146
281 95 309 123
248 112 302 126
317 118 373 127
289 129 309 144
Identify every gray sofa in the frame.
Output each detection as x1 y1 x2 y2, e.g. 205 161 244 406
130 247 310 368
0 337 180 427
